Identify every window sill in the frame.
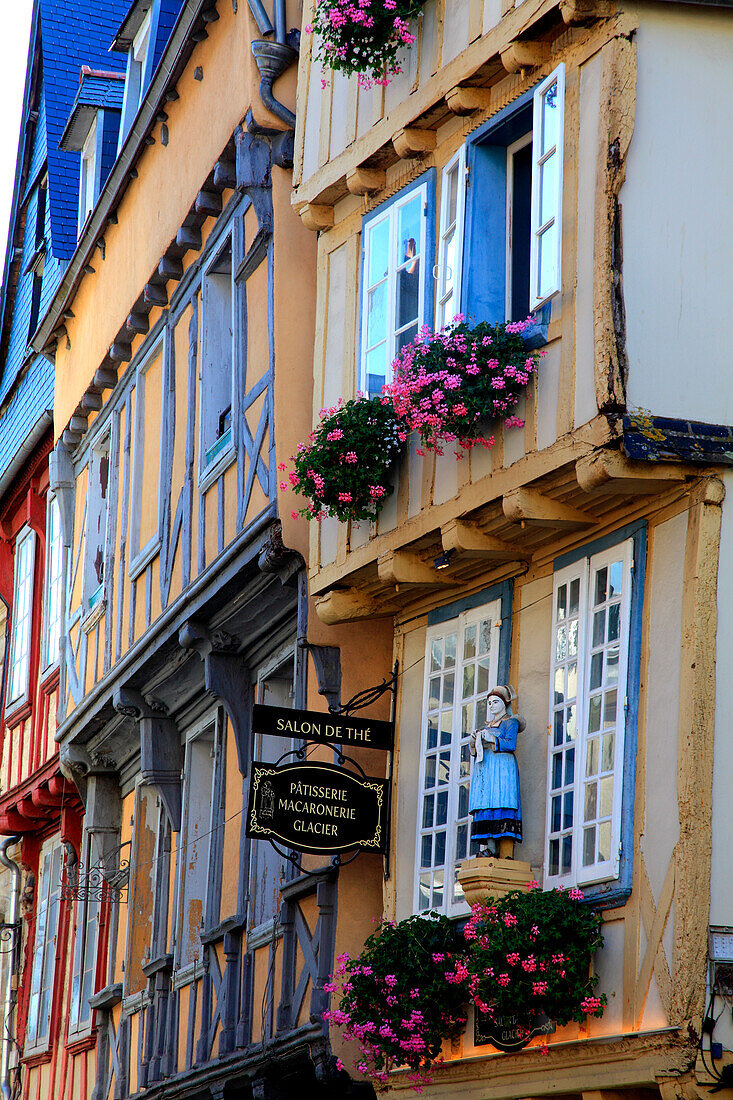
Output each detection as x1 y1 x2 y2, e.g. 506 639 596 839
4 697 32 729
172 960 204 989
39 664 60 695
81 597 106 634
198 439 235 494
245 917 281 951
22 1044 51 1066
129 536 161 581
65 1030 95 1054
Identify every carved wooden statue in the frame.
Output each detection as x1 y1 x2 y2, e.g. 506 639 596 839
469 685 526 860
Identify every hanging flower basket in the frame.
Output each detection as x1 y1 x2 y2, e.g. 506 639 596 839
323 914 467 1091
284 395 405 523
384 317 542 456
445 884 606 1040
307 0 426 85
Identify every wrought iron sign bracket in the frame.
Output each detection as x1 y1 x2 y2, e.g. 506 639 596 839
329 660 399 719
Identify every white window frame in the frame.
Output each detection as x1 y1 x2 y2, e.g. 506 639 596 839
78 113 100 236
435 148 466 330
529 63 565 310
198 231 236 491
544 539 633 889
68 832 100 1038
360 181 428 396
25 837 63 1052
7 526 36 709
505 131 533 322
118 7 153 147
42 493 63 673
129 333 165 578
415 602 502 918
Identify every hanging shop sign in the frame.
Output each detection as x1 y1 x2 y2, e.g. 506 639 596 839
474 1010 555 1053
246 759 389 855
252 703 394 752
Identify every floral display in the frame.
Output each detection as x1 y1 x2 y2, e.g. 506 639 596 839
323 914 467 1091
307 0 426 85
284 394 404 523
384 316 542 455
447 883 606 1041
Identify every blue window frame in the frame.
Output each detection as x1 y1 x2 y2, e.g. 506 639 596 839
359 169 436 397
547 522 646 908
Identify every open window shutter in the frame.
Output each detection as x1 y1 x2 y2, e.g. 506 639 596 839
529 64 565 310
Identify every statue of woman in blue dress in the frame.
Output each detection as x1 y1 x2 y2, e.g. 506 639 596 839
469 685 525 859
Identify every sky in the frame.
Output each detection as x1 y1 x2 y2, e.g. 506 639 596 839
0 2 34 274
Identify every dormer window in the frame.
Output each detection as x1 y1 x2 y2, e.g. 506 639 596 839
79 115 99 233
117 6 153 147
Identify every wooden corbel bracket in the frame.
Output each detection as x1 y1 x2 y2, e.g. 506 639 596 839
378 549 454 586
575 450 688 496
315 588 386 626
500 40 550 74
445 85 492 116
392 126 437 160
346 166 386 196
299 203 334 232
560 0 613 22
441 518 524 561
502 487 595 529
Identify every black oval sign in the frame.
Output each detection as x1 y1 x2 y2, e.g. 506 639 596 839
246 760 388 855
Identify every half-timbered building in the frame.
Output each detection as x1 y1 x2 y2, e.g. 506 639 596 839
30 0 390 1098
291 1 733 1097
0 3 131 1098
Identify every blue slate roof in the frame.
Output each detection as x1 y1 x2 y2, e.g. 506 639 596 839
0 0 130 487
38 0 129 262
60 69 125 152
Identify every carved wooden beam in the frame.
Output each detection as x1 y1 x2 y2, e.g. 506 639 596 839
560 0 613 22
94 366 118 390
144 282 168 307
125 310 149 335
299 203 334 232
315 589 386 625
158 255 184 281
445 85 492 115
392 126 437 160
441 518 523 560
194 189 222 216
81 391 103 412
213 158 236 190
500 40 550 74
502 487 595 529
346 166 386 196
378 550 454 586
576 450 689 496
109 342 132 363
176 225 202 250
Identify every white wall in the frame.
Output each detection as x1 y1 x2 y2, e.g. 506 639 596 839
622 7 733 423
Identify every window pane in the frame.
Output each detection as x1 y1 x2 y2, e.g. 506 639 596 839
444 634 456 667
594 567 608 607
422 794 434 829
443 674 454 707
539 151 557 225
556 584 567 620
462 664 474 699
542 81 559 154
561 835 572 874
464 624 476 659
427 719 438 751
367 281 387 347
431 638 443 672
447 164 459 224
429 677 440 710
537 222 558 300
599 776 614 818
598 821 611 862
601 733 614 772
421 835 432 868
367 218 389 286
608 560 623 597
436 790 448 826
592 610 605 648
582 826 595 866
365 343 387 396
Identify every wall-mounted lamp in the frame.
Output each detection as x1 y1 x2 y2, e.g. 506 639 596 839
434 549 455 571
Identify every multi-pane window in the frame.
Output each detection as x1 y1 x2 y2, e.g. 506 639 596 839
436 150 466 329
43 494 63 670
8 527 36 707
416 604 501 916
530 64 565 308
361 182 427 397
68 834 99 1036
546 540 632 886
26 839 63 1049
200 236 234 478
79 115 99 235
